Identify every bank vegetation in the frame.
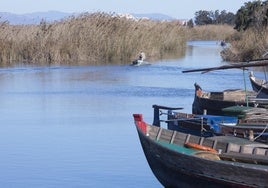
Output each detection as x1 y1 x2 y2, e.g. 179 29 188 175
2 1 268 66
221 1 268 62
0 12 240 66
186 24 235 41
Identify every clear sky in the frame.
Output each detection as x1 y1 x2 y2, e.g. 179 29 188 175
0 0 251 19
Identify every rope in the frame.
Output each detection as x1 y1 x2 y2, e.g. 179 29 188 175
253 124 268 141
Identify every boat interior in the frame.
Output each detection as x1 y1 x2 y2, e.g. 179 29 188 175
145 123 268 165
201 90 256 102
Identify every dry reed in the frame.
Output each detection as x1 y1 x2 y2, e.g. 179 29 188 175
0 13 187 65
221 28 268 62
186 25 235 41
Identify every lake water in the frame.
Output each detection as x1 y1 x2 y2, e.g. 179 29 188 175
0 41 261 187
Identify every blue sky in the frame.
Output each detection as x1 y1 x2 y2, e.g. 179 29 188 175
0 0 250 19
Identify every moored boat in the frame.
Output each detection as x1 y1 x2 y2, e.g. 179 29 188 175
182 62 268 115
153 104 238 137
133 113 268 188
249 71 268 98
192 83 268 116
153 104 268 143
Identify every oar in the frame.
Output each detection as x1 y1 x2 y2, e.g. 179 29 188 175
182 60 268 73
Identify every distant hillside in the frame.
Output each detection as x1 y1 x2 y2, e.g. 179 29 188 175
0 11 175 25
0 11 71 25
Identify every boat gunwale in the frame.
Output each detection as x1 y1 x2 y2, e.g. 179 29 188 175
134 116 268 169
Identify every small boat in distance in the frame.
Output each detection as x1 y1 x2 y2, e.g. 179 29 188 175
249 71 268 98
220 40 226 47
131 50 150 66
133 113 268 188
131 59 150 66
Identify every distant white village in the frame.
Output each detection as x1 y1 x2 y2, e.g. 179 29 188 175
116 13 188 25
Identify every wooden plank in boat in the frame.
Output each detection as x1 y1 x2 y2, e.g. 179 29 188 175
220 152 268 165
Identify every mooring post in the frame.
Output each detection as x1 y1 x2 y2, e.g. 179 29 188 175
152 105 160 127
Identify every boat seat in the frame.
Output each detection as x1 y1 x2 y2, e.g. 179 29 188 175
220 152 268 165
248 97 268 104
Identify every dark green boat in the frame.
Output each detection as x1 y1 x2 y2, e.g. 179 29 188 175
133 113 268 188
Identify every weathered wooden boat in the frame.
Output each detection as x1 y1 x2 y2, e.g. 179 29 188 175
192 83 268 116
182 61 268 115
220 106 268 143
219 122 268 144
133 113 268 188
249 71 268 98
153 104 268 143
153 105 268 144
153 104 238 137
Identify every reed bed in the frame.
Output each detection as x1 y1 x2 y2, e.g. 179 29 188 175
221 28 268 62
0 13 187 65
186 24 236 41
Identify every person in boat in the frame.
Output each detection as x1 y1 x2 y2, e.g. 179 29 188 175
138 51 146 61
220 40 226 47
132 51 146 65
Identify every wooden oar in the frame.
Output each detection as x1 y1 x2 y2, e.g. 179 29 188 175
182 60 268 73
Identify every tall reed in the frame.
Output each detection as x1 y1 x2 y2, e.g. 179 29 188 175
221 28 268 62
0 13 187 65
186 24 236 41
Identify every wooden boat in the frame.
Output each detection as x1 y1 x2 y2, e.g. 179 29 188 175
220 106 268 143
182 61 268 115
131 59 150 66
192 83 268 116
152 104 237 137
133 113 268 188
153 104 268 143
249 71 268 98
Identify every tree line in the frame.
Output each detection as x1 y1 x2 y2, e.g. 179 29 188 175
191 10 235 26
190 0 268 32
234 0 268 31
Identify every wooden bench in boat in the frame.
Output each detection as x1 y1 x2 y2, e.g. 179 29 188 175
220 152 268 165
248 96 268 104
150 125 268 165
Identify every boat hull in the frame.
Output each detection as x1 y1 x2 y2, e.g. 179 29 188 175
131 60 150 66
192 83 257 116
249 73 268 98
137 127 268 188
192 94 250 115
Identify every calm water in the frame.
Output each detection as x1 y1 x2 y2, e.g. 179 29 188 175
0 41 261 187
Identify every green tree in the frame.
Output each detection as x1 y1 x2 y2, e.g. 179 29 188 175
216 10 235 25
195 10 235 25
187 19 194 28
234 0 268 31
194 10 213 25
